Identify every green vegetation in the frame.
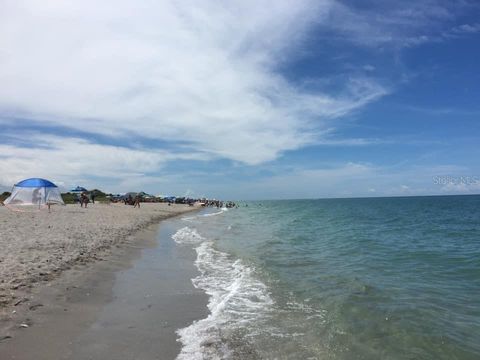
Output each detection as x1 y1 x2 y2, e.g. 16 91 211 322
1 190 111 205
90 189 107 197
61 192 78 204
61 189 111 205
94 196 110 204
90 189 110 203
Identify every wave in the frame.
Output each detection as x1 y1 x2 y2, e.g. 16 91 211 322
172 227 205 245
201 208 228 217
180 216 198 223
181 207 228 222
173 227 273 359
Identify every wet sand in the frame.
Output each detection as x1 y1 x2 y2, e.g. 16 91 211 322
0 214 208 359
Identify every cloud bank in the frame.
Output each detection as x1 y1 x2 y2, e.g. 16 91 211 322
0 132 210 188
2 0 473 197
0 0 385 171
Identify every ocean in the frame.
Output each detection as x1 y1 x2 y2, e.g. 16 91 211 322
173 196 480 359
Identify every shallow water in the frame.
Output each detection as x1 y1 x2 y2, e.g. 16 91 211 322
175 196 480 359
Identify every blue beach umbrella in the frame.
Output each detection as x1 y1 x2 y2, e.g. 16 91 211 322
70 186 87 192
16 178 58 188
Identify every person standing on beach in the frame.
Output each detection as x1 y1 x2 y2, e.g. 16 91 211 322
133 195 141 208
91 192 95 204
80 192 89 208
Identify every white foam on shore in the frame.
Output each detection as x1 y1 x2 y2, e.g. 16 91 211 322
180 216 198 223
181 207 227 222
172 227 205 245
201 208 228 217
173 226 273 360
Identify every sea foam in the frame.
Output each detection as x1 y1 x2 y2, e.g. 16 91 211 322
181 207 227 222
172 226 205 245
173 226 273 359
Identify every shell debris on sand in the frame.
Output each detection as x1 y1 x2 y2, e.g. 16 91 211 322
0 203 197 315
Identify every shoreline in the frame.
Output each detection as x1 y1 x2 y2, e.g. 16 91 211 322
0 203 201 341
0 213 209 359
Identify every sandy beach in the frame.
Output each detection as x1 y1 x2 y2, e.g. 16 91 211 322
0 208 208 360
0 203 199 329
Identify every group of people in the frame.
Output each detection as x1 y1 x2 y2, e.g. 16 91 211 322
77 191 143 208
79 192 91 208
76 191 236 210
202 200 237 208
124 194 141 208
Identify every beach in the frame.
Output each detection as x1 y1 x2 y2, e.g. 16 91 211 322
1 198 479 359
0 203 201 343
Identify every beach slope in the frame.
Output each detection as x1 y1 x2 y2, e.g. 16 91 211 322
0 203 197 319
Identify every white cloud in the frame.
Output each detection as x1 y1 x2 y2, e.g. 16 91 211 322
0 0 386 166
403 21 480 46
0 134 206 191
449 22 480 35
236 162 376 199
317 1 477 48
231 162 480 199
2 1 473 198
440 181 480 193
317 137 384 146
315 1 447 47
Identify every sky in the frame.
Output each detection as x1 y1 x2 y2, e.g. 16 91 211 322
1 0 479 199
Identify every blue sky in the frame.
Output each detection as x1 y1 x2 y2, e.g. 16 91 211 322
1 0 479 199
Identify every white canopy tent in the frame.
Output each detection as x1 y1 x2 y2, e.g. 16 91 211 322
4 178 65 211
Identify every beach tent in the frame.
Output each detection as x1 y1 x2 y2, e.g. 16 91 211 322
4 178 65 211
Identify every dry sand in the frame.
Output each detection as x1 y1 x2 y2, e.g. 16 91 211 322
0 203 197 317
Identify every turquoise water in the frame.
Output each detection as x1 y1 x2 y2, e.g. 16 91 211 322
174 196 480 359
